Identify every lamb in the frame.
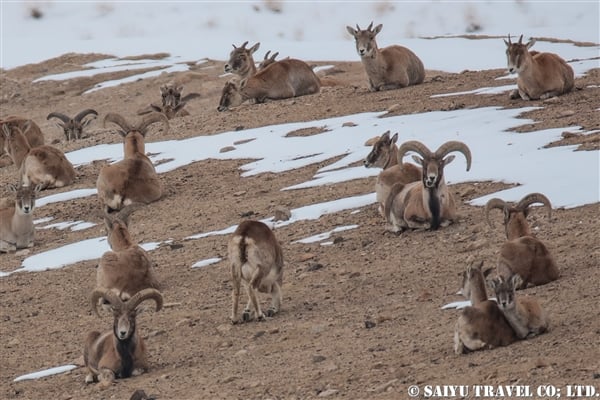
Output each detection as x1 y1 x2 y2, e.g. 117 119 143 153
490 275 549 339
46 109 98 140
2 124 76 189
96 113 168 212
144 83 201 119
363 131 421 217
228 220 284 324
385 140 471 231
504 34 574 100
96 204 160 301
486 193 559 288
0 116 44 165
0 183 42 252
346 22 425 91
224 41 261 80
84 288 163 388
454 261 517 354
217 58 321 111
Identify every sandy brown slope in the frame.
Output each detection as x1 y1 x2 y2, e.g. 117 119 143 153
0 48 599 400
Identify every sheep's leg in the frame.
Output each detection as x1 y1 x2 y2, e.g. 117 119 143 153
230 263 242 324
509 89 521 100
518 89 531 101
84 368 97 384
0 240 16 253
98 368 115 389
267 282 282 317
247 268 265 321
540 91 559 100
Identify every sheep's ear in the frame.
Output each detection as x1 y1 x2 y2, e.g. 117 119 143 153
526 38 536 49
8 183 17 193
239 78 248 89
390 132 398 144
373 24 383 35
346 26 357 37
443 154 456 166
509 274 520 289
249 42 260 54
411 155 424 166
34 184 43 193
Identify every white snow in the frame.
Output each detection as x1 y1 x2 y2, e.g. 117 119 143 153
13 364 77 382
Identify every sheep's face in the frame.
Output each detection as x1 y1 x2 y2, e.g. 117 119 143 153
505 37 534 74
113 309 137 341
364 133 394 168
224 43 259 75
62 121 83 141
351 29 378 58
419 158 443 189
218 81 244 112
491 277 517 312
12 184 40 215
160 85 182 108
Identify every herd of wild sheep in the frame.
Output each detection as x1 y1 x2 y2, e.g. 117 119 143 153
0 23 573 387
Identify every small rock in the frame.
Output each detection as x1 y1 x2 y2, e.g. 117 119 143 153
220 146 236 153
253 330 266 339
240 211 255 217
387 103 402 113
365 320 376 329
364 136 379 146
273 206 291 221
558 110 576 118
333 236 344 244
175 318 191 328
269 328 280 334
313 355 326 363
312 324 326 334
342 122 357 127
147 330 165 338
234 138 255 145
318 389 339 397
233 190 247 197
370 379 398 393
299 253 315 262
216 324 232 335
7 338 20 348
221 375 239 384
72 355 85 366
234 126 244 131
235 349 248 357
169 243 184 250
306 262 323 272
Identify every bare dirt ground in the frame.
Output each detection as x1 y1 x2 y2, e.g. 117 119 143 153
1 45 599 400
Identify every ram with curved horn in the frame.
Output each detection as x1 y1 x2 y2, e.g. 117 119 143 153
47 109 98 140
485 192 558 289
84 288 163 388
385 140 471 231
96 113 168 212
484 192 552 240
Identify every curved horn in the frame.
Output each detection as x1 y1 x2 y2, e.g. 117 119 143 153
397 140 432 164
518 34 523 44
115 202 143 224
516 192 552 219
264 50 271 60
435 141 472 171
46 112 71 124
367 21 373 31
484 198 508 228
240 41 248 49
90 288 124 317
74 109 98 123
125 288 163 313
137 112 169 135
103 113 132 132
181 92 201 103
507 33 512 45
